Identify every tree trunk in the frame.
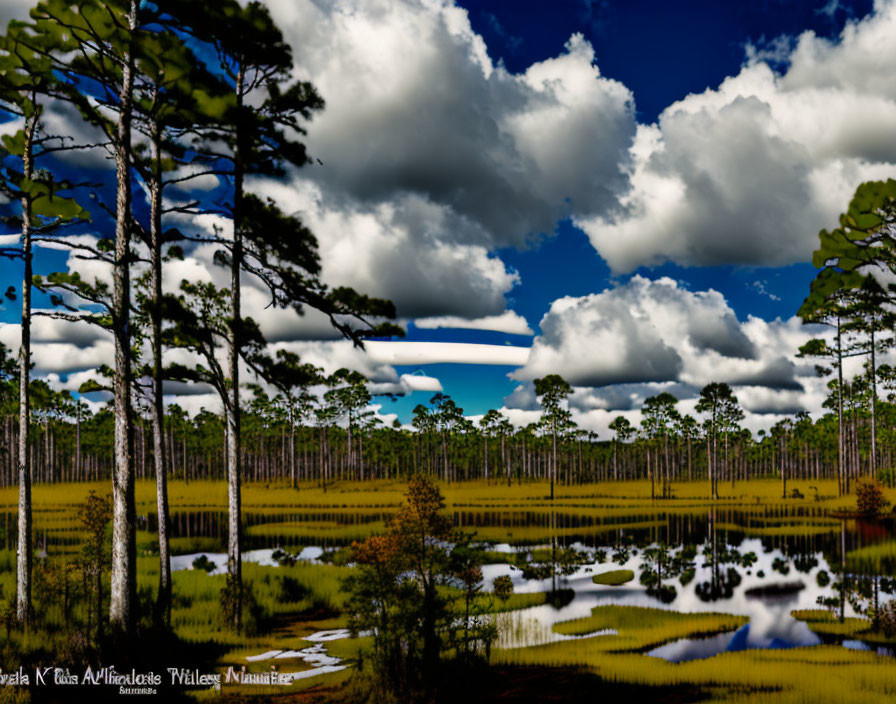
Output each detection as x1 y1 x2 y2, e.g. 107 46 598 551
75 404 81 482
226 64 246 632
837 317 845 495
781 436 787 499
15 108 37 624
290 409 297 490
550 421 557 501
687 435 692 483
613 440 618 482
109 3 138 633
870 326 877 480
149 116 171 626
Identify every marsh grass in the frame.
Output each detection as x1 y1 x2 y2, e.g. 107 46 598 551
244 520 386 543
550 605 745 647
792 609 896 647
845 541 896 575
593 569 635 586
0 478 862 555
167 561 351 643
495 605 896 704
0 477 877 512
5 478 894 701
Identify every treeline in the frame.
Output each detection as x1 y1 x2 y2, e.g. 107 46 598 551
2 354 896 497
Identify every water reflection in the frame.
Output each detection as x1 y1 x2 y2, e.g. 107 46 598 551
483 507 896 660
487 536 846 654
22 501 888 661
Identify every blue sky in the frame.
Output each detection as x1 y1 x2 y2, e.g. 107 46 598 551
463 0 874 122
374 0 879 425
1 0 893 435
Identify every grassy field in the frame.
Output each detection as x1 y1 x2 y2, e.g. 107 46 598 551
3 477 895 702
0 476 876 513
793 609 896 647
592 569 635 585
494 605 896 704
0 477 874 551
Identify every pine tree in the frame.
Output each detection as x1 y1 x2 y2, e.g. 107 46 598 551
534 375 573 501
0 17 90 623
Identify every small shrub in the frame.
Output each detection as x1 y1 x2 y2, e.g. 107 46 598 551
680 568 696 587
877 600 896 638
651 584 677 604
856 478 889 517
546 589 574 609
271 547 297 566
278 576 309 602
794 555 818 573
319 546 353 566
816 570 830 588
816 595 839 613
492 575 514 602
772 557 790 576
191 555 215 573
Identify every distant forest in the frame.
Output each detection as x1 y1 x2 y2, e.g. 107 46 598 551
1 350 894 496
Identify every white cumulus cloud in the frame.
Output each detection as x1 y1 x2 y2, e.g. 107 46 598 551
576 0 896 272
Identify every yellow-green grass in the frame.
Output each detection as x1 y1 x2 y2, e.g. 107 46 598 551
793 609 896 647
716 521 840 538
243 520 386 542
487 592 548 613
168 561 351 640
0 477 875 513
167 536 227 555
0 478 867 552
194 633 365 700
9 475 896 703
139 558 359 697
550 605 745 646
18 508 840 549
593 569 635 586
495 605 896 704
444 591 547 615
161 557 540 683
845 541 896 575
792 609 869 638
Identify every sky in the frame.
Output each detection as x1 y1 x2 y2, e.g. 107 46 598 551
1 0 895 438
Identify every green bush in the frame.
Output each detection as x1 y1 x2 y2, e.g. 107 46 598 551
856 478 890 517
492 575 514 602
191 555 215 573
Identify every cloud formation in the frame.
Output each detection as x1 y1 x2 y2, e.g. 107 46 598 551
513 276 783 388
500 277 850 434
414 311 534 335
576 0 896 272
254 0 637 322
276 1 635 248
